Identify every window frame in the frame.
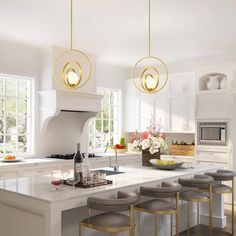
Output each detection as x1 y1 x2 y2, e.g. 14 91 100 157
0 73 34 158
88 87 121 153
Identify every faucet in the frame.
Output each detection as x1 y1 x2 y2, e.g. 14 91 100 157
113 147 119 171
104 142 109 153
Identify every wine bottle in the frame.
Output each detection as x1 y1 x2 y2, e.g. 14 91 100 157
74 143 83 183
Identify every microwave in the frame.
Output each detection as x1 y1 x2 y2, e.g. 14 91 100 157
197 122 227 145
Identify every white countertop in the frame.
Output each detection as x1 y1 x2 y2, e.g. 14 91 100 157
0 163 221 204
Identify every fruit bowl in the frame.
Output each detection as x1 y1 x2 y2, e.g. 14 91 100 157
149 159 183 170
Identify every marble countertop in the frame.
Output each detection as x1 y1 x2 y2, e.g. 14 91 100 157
0 163 220 204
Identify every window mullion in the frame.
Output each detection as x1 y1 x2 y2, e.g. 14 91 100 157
16 79 19 156
3 77 6 156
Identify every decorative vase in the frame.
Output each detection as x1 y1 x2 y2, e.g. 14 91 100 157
206 75 220 90
220 77 227 89
142 149 160 166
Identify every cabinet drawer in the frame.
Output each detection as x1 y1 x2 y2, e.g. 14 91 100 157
0 170 17 180
19 167 55 177
196 150 230 163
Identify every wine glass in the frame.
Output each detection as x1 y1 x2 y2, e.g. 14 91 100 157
50 170 64 191
65 170 80 188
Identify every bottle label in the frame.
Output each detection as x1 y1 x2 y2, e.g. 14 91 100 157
75 163 83 173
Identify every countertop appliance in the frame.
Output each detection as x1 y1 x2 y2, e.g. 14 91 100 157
46 153 101 160
197 122 227 145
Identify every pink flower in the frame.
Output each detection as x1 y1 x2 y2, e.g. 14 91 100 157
161 133 167 140
130 132 138 142
140 131 149 141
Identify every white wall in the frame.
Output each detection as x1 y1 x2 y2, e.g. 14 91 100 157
96 60 130 135
0 40 130 157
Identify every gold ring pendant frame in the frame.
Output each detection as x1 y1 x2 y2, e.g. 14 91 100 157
132 56 168 94
52 49 92 90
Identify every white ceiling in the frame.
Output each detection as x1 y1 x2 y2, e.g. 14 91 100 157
0 0 236 66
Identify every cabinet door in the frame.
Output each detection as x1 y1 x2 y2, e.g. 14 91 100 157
155 95 169 130
196 92 230 119
125 97 139 132
170 97 187 131
187 97 195 132
139 97 154 131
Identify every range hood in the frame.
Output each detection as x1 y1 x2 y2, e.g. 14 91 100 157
38 90 103 133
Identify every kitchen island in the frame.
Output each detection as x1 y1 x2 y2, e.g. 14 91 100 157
0 164 226 236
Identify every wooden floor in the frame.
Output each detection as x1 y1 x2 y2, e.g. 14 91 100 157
180 210 235 236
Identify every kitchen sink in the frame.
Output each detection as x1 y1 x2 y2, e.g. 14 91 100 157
98 169 124 176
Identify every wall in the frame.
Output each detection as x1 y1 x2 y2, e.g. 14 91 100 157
95 60 131 135
0 40 130 157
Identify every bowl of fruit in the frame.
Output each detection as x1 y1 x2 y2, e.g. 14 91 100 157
149 159 183 170
2 155 22 162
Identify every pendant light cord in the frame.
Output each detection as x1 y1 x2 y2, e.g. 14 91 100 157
70 0 73 50
148 0 151 57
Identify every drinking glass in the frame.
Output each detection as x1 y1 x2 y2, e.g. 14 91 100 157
65 170 80 188
50 170 64 191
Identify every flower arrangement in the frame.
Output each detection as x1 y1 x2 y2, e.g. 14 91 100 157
130 115 168 155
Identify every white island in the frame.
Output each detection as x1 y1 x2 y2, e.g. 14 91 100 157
0 164 226 236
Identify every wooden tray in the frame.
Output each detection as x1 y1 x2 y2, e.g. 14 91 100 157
170 145 195 156
63 179 113 188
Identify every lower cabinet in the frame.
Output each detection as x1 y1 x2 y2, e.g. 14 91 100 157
195 148 231 168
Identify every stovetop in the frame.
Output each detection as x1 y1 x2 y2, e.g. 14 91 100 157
46 153 102 160
47 154 75 160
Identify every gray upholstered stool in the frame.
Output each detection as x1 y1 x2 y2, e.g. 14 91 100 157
135 181 181 236
79 191 139 236
178 175 214 236
205 169 236 236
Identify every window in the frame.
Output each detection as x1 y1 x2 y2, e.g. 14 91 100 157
88 88 120 152
0 74 33 157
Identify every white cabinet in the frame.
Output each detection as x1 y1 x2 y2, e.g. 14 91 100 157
195 147 231 168
124 71 196 133
170 97 187 131
196 90 231 119
155 95 169 130
139 97 154 131
125 97 139 132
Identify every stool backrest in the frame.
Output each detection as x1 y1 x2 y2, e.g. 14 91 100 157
178 175 213 188
205 169 236 181
87 191 139 212
140 181 181 198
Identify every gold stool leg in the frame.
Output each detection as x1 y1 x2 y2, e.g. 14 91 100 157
209 184 213 236
232 179 234 236
197 202 200 236
176 212 179 236
79 222 83 236
188 201 190 236
170 215 173 236
154 215 157 236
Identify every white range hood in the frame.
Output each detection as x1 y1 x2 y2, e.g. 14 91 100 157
38 90 103 133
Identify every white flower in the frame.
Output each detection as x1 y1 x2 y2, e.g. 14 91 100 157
149 146 159 154
141 139 151 150
132 139 140 148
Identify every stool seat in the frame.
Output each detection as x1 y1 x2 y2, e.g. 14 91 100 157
212 184 232 194
136 199 176 212
180 190 209 202
82 212 130 228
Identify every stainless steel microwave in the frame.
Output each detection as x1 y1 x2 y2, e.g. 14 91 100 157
197 122 227 145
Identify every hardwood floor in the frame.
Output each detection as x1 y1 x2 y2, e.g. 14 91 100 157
179 210 235 236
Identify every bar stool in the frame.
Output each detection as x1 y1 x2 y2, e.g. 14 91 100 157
178 175 213 236
205 169 236 235
134 181 181 236
79 191 139 236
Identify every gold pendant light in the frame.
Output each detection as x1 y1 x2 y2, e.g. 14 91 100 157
52 0 92 90
131 0 168 94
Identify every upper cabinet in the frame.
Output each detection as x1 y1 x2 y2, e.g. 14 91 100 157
124 72 196 133
195 64 234 119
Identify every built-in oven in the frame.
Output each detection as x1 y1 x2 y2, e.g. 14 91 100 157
197 122 227 145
